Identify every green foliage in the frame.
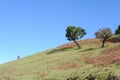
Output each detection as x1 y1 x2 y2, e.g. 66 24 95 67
66 25 86 48
115 25 120 34
66 26 86 41
95 28 112 47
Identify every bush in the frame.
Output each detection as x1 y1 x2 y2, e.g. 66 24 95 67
106 72 120 80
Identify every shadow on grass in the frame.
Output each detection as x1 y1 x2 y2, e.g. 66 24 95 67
82 47 101 52
46 47 73 55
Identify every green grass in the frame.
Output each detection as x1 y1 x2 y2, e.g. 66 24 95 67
0 40 119 80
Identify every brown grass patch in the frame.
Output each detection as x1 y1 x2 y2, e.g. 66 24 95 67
84 44 120 66
107 35 120 43
59 38 100 49
58 61 80 70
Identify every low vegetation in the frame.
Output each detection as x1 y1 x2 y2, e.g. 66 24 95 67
0 35 119 80
84 44 120 66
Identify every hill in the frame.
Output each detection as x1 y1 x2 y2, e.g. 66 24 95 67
0 37 120 80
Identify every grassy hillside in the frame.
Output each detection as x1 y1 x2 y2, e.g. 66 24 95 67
0 38 120 80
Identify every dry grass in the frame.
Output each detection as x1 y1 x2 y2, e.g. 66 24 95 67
59 38 100 49
0 76 11 80
33 70 50 76
58 61 80 70
0 37 119 80
84 44 120 66
107 35 120 43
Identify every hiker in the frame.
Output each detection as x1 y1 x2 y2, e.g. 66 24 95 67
17 55 20 60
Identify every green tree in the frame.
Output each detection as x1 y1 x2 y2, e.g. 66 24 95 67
95 28 112 47
115 25 120 34
66 25 86 48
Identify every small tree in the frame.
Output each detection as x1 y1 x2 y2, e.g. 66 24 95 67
95 28 112 47
115 24 120 34
66 25 86 48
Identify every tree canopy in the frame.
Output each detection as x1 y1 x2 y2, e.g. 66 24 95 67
115 25 120 34
66 26 86 48
95 28 112 47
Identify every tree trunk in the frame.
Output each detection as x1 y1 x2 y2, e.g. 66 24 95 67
102 39 106 47
102 41 105 47
74 40 81 48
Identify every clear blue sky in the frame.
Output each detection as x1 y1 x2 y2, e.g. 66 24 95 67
0 0 120 64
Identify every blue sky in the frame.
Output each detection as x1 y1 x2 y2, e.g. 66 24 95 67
0 0 120 64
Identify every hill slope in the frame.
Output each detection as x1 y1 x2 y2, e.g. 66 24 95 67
0 38 120 80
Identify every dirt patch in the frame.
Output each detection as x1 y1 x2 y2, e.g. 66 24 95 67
84 44 120 66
